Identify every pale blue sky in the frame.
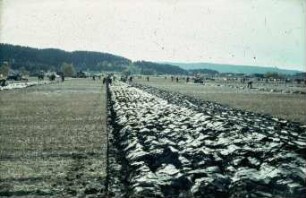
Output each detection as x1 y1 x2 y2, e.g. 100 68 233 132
0 0 305 71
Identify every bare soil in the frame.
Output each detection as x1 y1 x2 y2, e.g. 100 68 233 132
135 77 306 124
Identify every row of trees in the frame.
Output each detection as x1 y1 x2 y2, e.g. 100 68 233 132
0 44 190 76
2 60 296 78
0 62 9 77
0 43 131 75
3 44 299 78
0 62 76 77
0 61 187 77
134 61 188 75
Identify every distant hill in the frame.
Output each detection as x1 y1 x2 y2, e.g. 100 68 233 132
2 44 301 76
134 61 187 75
0 43 131 74
0 44 187 76
189 68 219 75
163 62 302 75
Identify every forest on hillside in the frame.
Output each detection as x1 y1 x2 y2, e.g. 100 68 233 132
0 44 192 76
134 61 187 75
0 43 131 75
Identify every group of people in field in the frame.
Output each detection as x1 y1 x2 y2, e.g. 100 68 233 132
37 72 65 82
169 76 191 83
166 75 257 89
103 75 113 85
40 72 303 91
168 76 197 84
92 75 103 81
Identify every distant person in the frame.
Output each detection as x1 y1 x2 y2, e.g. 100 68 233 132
61 75 65 82
296 79 302 84
186 77 190 83
129 76 133 83
176 77 179 83
49 74 56 81
247 81 253 89
38 74 44 81
285 79 290 84
93 76 96 81
146 76 150 82
103 76 112 85
108 76 112 85
0 74 6 87
121 76 127 82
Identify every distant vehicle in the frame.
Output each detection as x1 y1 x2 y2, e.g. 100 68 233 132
193 76 204 83
7 69 22 81
76 71 87 78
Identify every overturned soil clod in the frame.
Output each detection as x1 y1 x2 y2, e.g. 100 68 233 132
106 82 306 198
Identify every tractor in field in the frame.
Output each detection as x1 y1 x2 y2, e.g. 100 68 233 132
76 71 87 78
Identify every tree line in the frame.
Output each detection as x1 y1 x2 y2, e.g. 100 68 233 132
0 43 220 77
0 43 131 76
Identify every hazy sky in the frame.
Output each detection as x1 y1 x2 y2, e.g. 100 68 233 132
0 0 305 71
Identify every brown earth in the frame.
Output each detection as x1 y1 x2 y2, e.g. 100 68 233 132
135 77 306 124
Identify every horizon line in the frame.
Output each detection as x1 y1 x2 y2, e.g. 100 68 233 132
1 42 304 72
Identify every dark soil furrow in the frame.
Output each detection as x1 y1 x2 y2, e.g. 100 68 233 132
106 82 306 198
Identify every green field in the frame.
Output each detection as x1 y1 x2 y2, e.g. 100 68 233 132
0 79 107 197
135 77 306 124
